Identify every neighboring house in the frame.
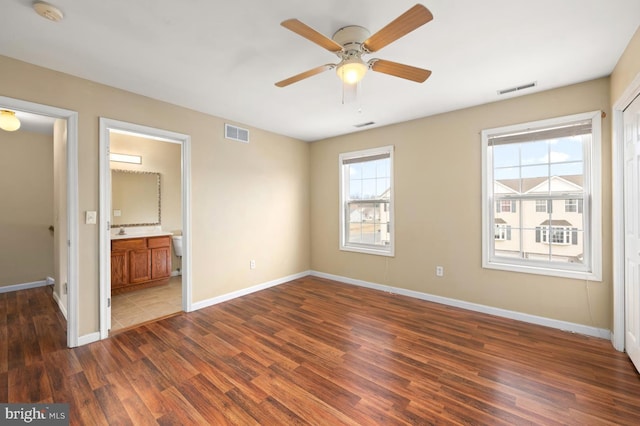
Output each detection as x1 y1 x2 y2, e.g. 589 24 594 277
494 175 584 263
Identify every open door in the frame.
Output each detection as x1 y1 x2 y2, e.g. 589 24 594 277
624 93 640 372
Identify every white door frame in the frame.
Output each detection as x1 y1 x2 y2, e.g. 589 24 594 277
0 96 80 348
612 72 640 352
98 118 192 339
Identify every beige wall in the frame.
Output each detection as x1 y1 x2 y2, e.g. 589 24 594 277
310 78 612 329
0 55 310 336
0 129 54 286
110 133 182 270
611 26 640 103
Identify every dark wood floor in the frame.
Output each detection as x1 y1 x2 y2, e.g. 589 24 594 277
2 276 640 425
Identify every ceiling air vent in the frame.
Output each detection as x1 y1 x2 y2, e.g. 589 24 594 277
497 81 537 95
225 123 250 143
354 121 375 128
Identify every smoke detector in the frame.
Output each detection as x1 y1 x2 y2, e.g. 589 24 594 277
33 2 64 22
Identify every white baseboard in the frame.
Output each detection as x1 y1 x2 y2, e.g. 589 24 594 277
52 290 68 320
310 270 611 340
78 332 101 346
0 279 49 293
191 270 311 311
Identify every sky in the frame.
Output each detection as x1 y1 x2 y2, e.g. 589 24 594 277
493 136 585 180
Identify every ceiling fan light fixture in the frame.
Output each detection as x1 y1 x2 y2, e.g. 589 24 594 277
0 110 21 132
336 58 368 84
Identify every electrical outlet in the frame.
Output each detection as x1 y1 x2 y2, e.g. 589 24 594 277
250 259 256 270
436 266 444 277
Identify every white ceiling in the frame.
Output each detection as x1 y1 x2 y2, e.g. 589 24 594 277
1 0 638 141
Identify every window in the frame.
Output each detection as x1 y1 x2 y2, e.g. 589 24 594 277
537 226 577 245
496 200 516 213
495 224 511 241
482 111 601 280
339 146 394 256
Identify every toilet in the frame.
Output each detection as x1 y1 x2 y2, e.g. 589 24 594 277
172 235 183 257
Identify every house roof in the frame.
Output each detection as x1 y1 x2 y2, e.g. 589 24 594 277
540 219 573 227
497 175 583 194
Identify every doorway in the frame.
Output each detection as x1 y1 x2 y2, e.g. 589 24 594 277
623 93 640 371
612 73 640 373
0 95 79 347
99 118 191 338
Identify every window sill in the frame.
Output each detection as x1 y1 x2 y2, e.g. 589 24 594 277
340 245 394 257
483 258 601 281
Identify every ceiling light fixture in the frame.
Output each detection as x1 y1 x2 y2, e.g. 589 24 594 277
336 57 368 85
33 1 64 22
0 110 21 132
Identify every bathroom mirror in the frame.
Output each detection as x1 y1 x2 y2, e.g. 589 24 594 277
111 169 161 227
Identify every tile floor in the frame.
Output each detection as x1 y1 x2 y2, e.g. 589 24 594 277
111 276 182 331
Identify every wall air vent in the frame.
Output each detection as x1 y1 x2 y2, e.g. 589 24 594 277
225 123 250 143
497 81 537 95
354 121 375 128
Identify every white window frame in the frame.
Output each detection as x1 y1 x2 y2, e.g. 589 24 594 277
339 145 394 256
541 226 572 245
536 200 548 213
565 199 578 213
481 111 602 281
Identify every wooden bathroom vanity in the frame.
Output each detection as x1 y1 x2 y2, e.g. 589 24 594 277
111 235 172 295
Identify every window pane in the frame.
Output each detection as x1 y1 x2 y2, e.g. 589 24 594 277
520 140 550 166
376 158 390 178
553 137 584 162
550 163 584 183
349 163 363 180
493 144 520 168
349 178 362 199
376 177 390 198
521 164 550 180
494 167 520 181
362 161 377 179
361 179 376 199
347 202 389 247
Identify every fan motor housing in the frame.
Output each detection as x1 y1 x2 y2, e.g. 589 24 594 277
332 25 370 52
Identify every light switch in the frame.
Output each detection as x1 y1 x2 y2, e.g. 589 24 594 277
113 209 121 217
85 210 97 225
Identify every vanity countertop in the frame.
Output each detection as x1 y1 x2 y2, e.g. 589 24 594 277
111 231 173 240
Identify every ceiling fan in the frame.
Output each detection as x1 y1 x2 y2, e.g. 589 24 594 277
275 4 433 88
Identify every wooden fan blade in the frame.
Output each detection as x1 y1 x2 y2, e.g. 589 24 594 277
370 59 432 83
275 64 335 87
363 4 433 53
281 19 343 53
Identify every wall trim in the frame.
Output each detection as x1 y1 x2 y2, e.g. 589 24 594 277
99 118 192 339
52 290 68 319
611 71 640 352
310 270 611 340
0 280 49 294
78 332 101 346
191 270 311 311
0 96 79 348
